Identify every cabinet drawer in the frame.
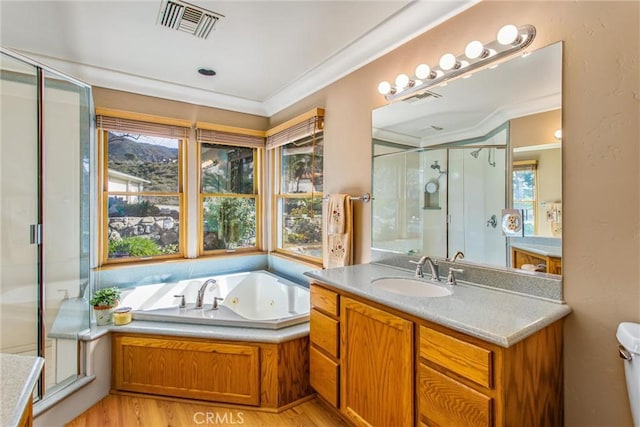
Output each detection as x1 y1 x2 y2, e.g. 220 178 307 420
310 309 339 357
310 345 339 407
420 326 493 388
419 363 492 427
310 285 339 316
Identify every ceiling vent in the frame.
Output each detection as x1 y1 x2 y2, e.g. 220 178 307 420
158 0 224 39
403 90 442 103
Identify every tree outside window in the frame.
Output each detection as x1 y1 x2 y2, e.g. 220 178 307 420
200 143 258 252
512 160 538 236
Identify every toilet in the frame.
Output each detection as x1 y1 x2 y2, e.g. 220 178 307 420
617 322 640 427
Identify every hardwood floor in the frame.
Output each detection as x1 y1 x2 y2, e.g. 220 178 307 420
66 394 349 427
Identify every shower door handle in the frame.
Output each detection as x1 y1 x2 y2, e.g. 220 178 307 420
30 224 42 245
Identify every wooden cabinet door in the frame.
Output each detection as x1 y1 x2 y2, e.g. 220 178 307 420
340 297 413 427
112 334 260 405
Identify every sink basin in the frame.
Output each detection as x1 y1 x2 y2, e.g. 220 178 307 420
371 277 452 297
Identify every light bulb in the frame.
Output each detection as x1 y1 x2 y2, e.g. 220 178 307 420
415 64 435 80
554 129 562 139
439 53 458 71
465 41 486 59
378 81 392 95
497 24 520 45
395 73 410 88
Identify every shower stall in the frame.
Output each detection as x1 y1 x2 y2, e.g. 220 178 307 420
0 48 93 400
372 126 507 265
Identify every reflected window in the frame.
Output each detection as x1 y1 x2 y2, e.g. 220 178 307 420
512 160 538 236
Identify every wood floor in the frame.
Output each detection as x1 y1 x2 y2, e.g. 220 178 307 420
66 394 350 427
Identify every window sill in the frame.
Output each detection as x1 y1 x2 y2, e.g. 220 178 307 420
94 251 268 271
270 251 323 269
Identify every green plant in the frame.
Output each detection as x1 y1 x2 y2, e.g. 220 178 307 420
90 287 121 307
109 236 163 257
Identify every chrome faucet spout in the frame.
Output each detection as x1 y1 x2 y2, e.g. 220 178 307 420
195 279 216 309
449 251 465 262
410 256 440 281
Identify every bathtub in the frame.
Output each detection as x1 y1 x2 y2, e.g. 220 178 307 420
118 270 310 329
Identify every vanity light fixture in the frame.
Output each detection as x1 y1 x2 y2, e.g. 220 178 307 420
377 24 536 100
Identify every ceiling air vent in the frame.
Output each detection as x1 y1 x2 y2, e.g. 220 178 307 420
403 90 442 103
158 0 224 39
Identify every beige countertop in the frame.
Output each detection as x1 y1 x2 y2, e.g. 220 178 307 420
0 353 44 427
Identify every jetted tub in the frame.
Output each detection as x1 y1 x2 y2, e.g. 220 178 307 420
117 270 310 330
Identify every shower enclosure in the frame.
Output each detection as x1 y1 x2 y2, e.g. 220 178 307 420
0 48 93 400
372 127 507 265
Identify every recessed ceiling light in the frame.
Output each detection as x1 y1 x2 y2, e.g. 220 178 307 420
198 68 216 76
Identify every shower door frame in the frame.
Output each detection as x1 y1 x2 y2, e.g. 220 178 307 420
1 46 94 401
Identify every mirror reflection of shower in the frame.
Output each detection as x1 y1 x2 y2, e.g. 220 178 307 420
470 148 482 158
430 160 447 177
469 147 496 167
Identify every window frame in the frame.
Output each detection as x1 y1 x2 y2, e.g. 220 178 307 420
97 110 189 265
197 141 263 256
268 110 324 264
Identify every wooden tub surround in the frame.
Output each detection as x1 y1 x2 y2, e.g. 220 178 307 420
309 281 564 427
111 332 312 411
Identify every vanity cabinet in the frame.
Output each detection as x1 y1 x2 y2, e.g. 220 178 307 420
309 285 340 407
309 281 564 427
310 284 413 426
341 297 413 427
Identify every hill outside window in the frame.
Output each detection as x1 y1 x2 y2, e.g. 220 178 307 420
196 124 264 255
267 109 324 263
97 111 188 263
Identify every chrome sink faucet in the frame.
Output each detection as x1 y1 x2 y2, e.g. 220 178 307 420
410 256 440 281
449 251 465 262
195 279 217 309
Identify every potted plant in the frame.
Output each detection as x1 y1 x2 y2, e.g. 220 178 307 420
90 286 121 326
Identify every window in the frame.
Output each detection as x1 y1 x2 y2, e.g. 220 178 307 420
268 110 324 262
196 125 264 254
97 112 189 263
512 160 538 236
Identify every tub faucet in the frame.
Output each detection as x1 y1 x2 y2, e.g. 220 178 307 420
195 279 216 309
410 256 440 281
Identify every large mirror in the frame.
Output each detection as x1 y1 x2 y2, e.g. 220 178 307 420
371 42 562 275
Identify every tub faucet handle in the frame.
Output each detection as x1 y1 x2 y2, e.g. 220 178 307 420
212 297 224 310
174 294 186 308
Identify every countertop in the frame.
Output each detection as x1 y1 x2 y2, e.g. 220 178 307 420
510 243 562 258
0 353 44 427
83 320 310 344
305 263 571 347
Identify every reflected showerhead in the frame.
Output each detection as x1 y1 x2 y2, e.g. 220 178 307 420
430 160 446 175
470 148 483 158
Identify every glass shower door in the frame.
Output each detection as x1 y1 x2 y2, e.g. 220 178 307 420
0 52 40 364
0 49 93 400
42 69 92 394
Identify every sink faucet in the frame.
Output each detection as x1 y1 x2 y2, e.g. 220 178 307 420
195 279 216 309
410 256 440 281
449 251 465 262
